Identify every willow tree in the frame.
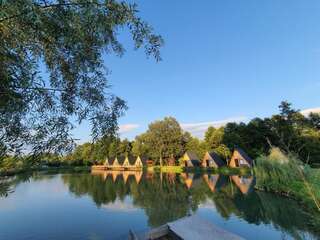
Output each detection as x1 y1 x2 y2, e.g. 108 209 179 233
0 0 163 158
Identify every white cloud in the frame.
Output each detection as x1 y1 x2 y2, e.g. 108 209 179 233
300 107 320 116
181 116 247 138
102 197 138 212
118 124 139 134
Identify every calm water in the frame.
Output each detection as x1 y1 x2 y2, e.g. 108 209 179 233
0 170 319 240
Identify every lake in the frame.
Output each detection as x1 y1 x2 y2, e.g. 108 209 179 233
0 170 319 240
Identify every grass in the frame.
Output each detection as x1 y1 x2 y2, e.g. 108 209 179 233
148 165 250 175
254 151 320 212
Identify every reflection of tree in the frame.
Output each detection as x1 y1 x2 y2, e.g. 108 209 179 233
0 173 33 197
131 173 191 227
206 183 320 239
62 174 129 206
61 172 320 239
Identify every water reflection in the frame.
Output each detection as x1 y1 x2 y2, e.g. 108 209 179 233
1 171 319 240
62 170 320 239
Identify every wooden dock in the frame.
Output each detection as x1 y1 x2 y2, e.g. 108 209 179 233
129 215 245 240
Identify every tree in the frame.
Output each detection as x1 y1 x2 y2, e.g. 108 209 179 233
118 138 132 157
132 133 150 157
204 127 231 159
182 132 206 158
308 113 320 130
133 117 184 165
0 0 163 158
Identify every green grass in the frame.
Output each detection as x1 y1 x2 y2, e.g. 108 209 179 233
254 154 320 211
148 165 250 175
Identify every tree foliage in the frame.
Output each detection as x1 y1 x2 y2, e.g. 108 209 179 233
0 0 163 158
132 117 184 165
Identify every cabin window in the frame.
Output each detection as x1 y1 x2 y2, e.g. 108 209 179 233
239 159 246 166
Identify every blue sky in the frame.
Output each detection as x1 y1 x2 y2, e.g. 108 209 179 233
74 0 320 141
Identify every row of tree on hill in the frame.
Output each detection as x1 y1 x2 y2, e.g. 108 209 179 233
64 101 320 166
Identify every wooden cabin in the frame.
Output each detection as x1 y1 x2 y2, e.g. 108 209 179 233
123 155 136 169
104 157 109 167
112 156 125 170
105 158 114 169
181 151 201 167
202 152 226 168
134 156 152 169
228 147 253 168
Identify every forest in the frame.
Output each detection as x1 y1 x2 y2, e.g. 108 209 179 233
1 101 319 171
24 101 319 168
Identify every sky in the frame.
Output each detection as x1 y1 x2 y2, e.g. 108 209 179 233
74 0 320 142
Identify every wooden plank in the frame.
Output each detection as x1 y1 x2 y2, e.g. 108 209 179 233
167 216 245 240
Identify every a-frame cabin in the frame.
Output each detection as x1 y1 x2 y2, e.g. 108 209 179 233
202 151 226 168
181 151 201 167
228 147 253 168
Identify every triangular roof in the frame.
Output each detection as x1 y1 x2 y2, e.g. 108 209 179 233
123 155 135 166
106 158 114 165
203 151 225 167
127 155 137 165
234 147 253 164
136 155 150 163
116 156 126 165
112 156 125 166
183 151 199 161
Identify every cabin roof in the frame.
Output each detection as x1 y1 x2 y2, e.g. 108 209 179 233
234 147 253 164
116 156 126 165
107 158 114 165
184 151 199 161
126 155 136 165
137 155 151 163
207 152 225 167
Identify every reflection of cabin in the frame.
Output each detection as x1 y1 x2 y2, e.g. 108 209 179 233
134 171 143 183
231 175 255 194
228 148 253 168
203 174 227 192
92 170 143 184
202 152 225 168
181 173 193 189
180 173 202 189
181 151 201 167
